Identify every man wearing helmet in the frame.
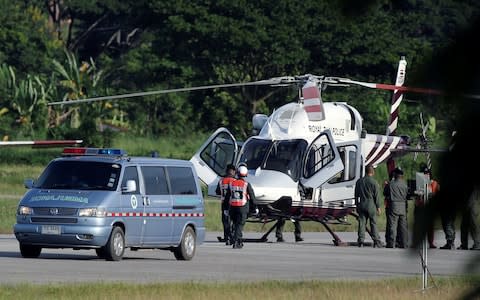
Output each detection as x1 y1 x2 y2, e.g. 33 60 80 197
229 163 257 249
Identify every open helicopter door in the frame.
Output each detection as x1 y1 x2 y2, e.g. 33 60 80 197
300 130 344 190
318 140 362 206
190 127 239 196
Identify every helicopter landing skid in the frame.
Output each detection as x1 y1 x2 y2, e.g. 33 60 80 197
318 219 348 246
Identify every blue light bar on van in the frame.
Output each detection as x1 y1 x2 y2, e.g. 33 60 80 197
97 148 125 155
62 147 127 156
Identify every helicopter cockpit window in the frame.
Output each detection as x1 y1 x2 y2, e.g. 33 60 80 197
263 140 307 181
200 132 236 175
238 139 271 170
304 134 335 178
328 145 358 183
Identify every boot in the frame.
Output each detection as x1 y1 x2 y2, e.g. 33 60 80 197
440 241 455 249
233 241 243 249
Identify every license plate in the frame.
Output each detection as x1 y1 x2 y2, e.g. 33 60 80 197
41 225 61 235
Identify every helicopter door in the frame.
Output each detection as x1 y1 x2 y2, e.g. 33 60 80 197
320 141 362 206
301 130 343 188
190 127 238 196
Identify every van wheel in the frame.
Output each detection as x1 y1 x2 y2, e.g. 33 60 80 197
20 243 42 258
95 247 107 259
174 227 196 261
105 227 125 261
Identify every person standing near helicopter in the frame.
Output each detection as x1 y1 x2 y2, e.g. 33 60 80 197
355 165 384 248
385 168 409 248
216 164 236 245
229 163 257 249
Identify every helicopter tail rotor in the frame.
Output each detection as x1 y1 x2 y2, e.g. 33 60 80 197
414 112 432 170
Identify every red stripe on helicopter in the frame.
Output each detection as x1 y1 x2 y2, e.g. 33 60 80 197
303 86 320 99
365 135 383 162
367 136 397 166
302 85 325 121
304 102 322 112
375 84 442 95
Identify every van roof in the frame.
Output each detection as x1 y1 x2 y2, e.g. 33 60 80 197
53 155 193 167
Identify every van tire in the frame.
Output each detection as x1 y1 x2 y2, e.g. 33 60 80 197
105 227 125 261
174 226 196 261
20 243 42 258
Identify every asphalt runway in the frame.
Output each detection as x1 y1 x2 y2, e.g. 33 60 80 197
0 231 478 285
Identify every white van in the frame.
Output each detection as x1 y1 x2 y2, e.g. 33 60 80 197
14 147 205 261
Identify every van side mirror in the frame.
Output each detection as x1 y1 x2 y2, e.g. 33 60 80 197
24 179 34 189
122 180 137 193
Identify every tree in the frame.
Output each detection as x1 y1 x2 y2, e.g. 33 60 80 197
0 1 63 75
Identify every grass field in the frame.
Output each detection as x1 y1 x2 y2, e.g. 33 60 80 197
0 276 478 300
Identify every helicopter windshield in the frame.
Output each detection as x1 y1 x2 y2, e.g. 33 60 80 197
239 138 308 181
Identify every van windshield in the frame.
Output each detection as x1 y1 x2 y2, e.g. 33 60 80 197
35 161 121 191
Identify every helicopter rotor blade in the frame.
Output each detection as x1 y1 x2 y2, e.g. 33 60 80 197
328 78 443 95
48 77 297 106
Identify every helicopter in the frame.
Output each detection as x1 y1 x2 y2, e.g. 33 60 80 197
48 57 443 245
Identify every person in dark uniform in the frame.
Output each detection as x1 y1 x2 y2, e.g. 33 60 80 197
229 163 256 249
458 186 480 250
275 219 303 242
385 168 408 248
215 164 236 245
355 165 384 248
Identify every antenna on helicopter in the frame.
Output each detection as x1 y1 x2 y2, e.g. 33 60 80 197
412 112 433 171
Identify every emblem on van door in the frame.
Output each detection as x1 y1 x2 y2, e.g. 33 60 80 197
130 195 138 209
49 208 59 215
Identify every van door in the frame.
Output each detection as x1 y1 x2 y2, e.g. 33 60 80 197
140 166 173 245
190 127 238 196
301 130 344 188
120 165 143 246
167 166 204 243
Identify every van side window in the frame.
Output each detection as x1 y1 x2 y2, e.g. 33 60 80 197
168 167 196 195
121 166 139 194
141 166 169 195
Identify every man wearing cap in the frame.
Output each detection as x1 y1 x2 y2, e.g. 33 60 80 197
385 168 409 248
216 164 236 245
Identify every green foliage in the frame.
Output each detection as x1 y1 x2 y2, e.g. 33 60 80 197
0 64 50 139
0 0 478 152
0 2 63 74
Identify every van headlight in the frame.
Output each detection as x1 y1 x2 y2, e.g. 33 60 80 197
18 206 33 215
78 207 106 217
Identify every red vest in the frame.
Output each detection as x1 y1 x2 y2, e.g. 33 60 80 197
229 179 248 207
219 176 235 202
